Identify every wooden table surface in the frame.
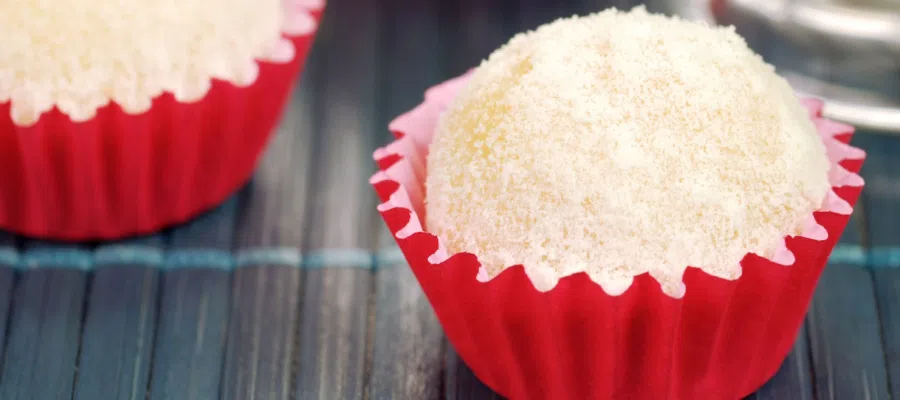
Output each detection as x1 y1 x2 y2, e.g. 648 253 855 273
0 0 897 399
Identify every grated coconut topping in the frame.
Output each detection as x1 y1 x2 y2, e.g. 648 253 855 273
0 0 320 126
425 7 831 296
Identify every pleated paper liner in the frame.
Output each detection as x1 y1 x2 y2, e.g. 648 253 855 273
0 1 324 240
371 74 866 400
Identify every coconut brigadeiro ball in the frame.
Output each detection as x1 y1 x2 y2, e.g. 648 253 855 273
0 0 296 126
424 7 831 296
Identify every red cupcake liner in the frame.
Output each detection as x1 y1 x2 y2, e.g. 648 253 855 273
371 74 866 400
0 5 324 240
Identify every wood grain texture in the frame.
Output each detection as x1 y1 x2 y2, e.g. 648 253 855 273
367 2 445 400
221 145 308 399
301 0 378 254
222 262 302 400
0 241 89 400
294 0 379 398
222 147 310 399
73 236 162 400
369 229 444 400
445 342 502 400
230 31 319 251
294 268 372 400
0 233 17 375
747 325 815 400
148 199 238 400
221 23 320 400
855 132 900 398
806 132 891 400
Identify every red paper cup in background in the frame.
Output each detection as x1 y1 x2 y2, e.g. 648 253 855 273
371 74 866 400
0 2 325 240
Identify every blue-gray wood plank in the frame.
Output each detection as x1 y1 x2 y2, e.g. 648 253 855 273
367 1 446 400
0 241 90 400
856 132 900 398
748 325 815 400
220 18 319 399
0 233 16 375
73 235 162 400
221 115 313 398
294 0 379 398
370 230 445 400
148 198 238 400
445 343 503 400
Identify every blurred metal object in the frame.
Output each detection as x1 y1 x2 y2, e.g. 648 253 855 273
667 0 900 134
729 0 900 48
654 0 717 21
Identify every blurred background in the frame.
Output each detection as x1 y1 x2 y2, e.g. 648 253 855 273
374 0 900 134
376 0 900 135
695 0 900 134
